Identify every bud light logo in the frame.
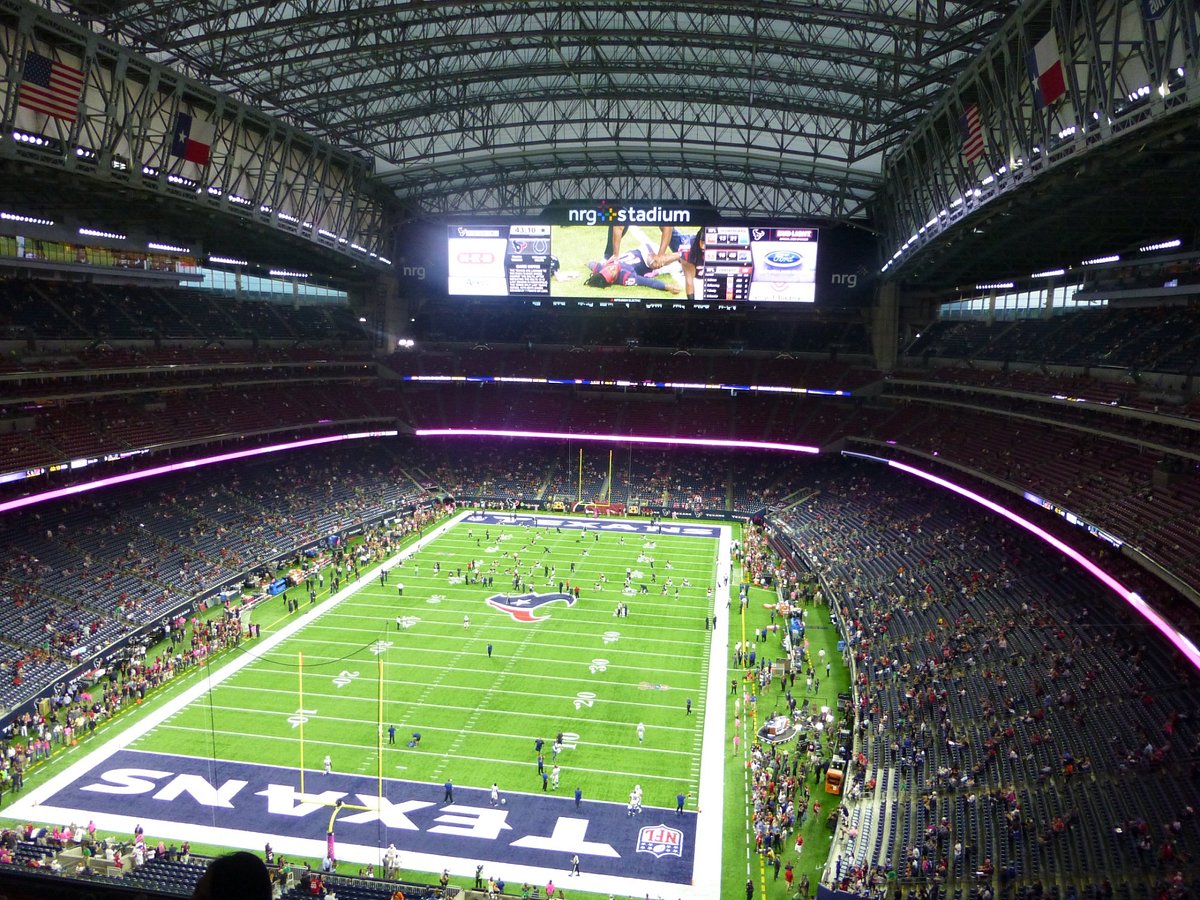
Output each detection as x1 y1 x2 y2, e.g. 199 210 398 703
636 824 684 859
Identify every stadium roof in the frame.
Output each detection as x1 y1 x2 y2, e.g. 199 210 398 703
46 0 1020 225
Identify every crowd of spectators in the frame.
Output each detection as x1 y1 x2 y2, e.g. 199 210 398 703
0 502 442 888
0 443 431 710
773 460 1199 900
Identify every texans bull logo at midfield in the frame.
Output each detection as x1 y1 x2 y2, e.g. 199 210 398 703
486 592 576 622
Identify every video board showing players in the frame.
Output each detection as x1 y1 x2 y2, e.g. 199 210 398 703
446 222 819 305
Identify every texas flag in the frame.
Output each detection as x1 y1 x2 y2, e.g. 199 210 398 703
1026 30 1066 109
170 112 215 166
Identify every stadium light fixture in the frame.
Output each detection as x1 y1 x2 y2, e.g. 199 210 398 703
209 255 247 267
12 130 49 146
1030 268 1066 278
269 269 309 279
416 428 820 455
1081 254 1120 265
148 242 190 254
79 227 126 241
1139 239 1181 253
1 211 53 227
974 282 1014 291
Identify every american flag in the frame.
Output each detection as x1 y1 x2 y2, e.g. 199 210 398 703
18 51 85 121
959 104 985 164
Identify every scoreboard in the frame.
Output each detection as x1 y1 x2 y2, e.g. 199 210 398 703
447 221 820 305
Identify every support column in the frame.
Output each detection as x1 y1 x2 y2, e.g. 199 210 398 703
872 281 899 372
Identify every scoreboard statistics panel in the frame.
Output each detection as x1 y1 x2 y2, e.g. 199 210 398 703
446 221 819 304
447 224 554 296
702 226 819 303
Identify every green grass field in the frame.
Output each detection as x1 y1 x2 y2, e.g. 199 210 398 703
2 509 850 900
135 516 719 809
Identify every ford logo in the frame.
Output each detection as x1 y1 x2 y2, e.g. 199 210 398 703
764 250 803 268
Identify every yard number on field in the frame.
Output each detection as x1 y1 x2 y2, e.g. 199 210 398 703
288 708 317 728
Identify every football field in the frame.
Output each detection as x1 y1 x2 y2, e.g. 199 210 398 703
9 510 733 898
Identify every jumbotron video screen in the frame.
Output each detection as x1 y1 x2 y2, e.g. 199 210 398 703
447 222 819 305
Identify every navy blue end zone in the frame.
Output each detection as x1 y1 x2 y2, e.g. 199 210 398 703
42 749 697 884
462 511 723 539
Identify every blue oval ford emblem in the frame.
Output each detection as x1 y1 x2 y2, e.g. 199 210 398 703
764 250 803 268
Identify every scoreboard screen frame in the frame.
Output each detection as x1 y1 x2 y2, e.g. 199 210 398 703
446 221 820 306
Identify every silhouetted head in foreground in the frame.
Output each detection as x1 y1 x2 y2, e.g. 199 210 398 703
192 851 271 900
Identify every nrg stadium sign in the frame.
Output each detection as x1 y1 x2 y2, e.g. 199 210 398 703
548 200 716 226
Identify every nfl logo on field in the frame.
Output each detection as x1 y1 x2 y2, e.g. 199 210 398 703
636 824 684 859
